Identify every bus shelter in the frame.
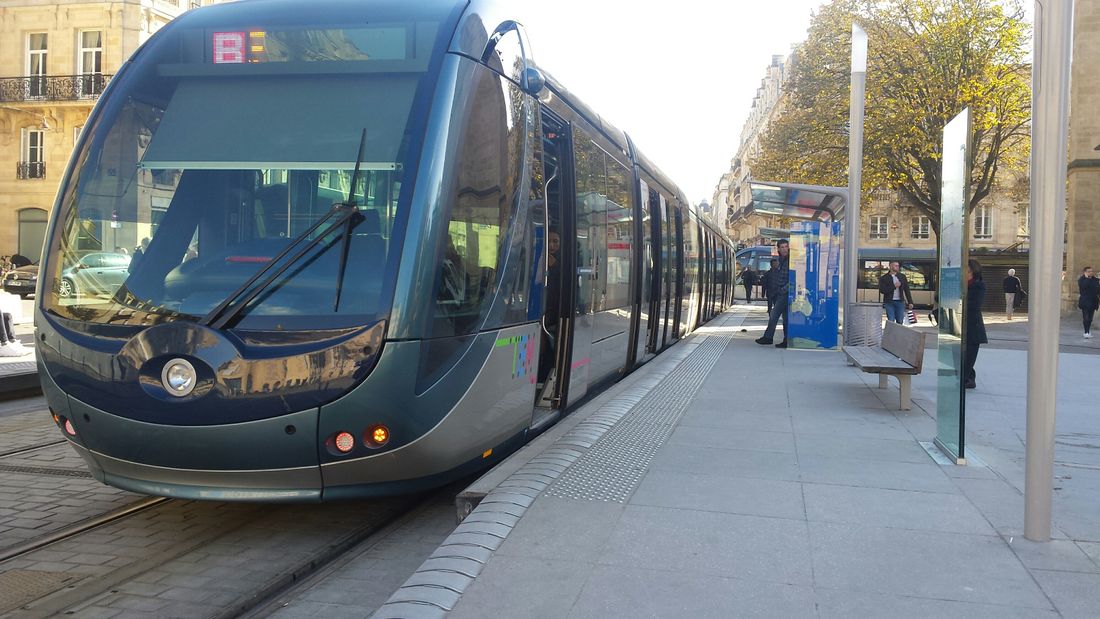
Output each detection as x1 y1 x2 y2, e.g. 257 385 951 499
748 182 848 350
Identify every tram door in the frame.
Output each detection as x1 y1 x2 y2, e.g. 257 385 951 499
534 111 576 419
658 195 673 349
635 180 657 364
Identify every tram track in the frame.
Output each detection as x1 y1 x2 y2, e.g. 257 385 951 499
0 497 171 563
1 489 430 618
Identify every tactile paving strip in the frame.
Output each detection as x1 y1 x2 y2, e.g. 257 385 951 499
372 313 742 619
545 334 727 502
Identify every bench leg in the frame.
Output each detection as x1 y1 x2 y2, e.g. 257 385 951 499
879 374 888 389
898 375 912 411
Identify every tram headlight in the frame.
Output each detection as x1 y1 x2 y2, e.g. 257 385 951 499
161 359 197 397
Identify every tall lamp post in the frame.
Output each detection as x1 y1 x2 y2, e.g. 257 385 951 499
1025 0 1073 543
843 23 867 344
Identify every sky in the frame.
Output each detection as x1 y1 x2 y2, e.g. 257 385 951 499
525 1 827 206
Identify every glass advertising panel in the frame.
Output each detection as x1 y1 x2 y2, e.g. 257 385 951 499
936 109 971 463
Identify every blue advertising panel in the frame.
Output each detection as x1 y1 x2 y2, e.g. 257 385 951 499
787 221 841 349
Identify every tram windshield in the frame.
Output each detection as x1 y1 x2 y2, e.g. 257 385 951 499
42 5 454 330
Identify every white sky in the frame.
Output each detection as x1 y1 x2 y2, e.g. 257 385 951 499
525 1 827 206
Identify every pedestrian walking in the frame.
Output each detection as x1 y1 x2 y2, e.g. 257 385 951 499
1078 266 1100 339
877 261 914 324
1003 268 1024 320
756 241 790 348
739 267 757 303
964 259 988 389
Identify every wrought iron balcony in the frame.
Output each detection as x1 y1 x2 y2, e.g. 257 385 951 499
0 74 112 103
17 162 45 180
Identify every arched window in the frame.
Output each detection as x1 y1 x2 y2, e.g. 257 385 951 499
17 208 49 260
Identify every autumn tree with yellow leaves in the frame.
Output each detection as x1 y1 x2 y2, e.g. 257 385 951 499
752 0 1031 236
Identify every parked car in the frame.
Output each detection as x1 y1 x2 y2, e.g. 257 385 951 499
59 252 132 299
2 263 39 299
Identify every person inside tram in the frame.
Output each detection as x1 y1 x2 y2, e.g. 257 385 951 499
539 230 562 382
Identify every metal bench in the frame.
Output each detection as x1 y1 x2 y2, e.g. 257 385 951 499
845 321 926 410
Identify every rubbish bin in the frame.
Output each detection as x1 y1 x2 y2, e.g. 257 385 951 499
846 302 883 347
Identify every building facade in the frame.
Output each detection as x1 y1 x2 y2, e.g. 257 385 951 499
1065 0 1100 312
714 54 788 246
0 0 219 261
718 53 1029 257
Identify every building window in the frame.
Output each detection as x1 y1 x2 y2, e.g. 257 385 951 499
27 33 48 98
869 215 888 240
18 209 49 258
78 31 104 97
910 215 930 239
973 205 992 240
18 129 45 179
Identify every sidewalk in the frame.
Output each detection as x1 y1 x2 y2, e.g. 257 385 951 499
374 305 1100 619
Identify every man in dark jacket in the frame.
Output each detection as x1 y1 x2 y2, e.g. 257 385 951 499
1003 268 1024 321
761 258 779 314
739 267 757 303
756 241 790 348
878 261 915 324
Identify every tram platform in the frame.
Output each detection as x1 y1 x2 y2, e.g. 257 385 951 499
369 304 1100 619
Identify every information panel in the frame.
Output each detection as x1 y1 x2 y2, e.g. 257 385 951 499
788 221 841 350
936 108 971 464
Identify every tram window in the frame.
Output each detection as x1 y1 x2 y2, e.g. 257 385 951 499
604 155 632 310
429 65 526 336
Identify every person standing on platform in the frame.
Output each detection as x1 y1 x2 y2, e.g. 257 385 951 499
1078 266 1100 339
756 240 790 348
739 267 757 304
762 258 779 314
964 259 988 389
1003 268 1024 320
878 261 914 324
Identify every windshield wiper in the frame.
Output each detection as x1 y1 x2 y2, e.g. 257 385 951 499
201 130 367 330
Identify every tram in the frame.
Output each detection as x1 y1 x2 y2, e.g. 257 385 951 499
34 0 733 501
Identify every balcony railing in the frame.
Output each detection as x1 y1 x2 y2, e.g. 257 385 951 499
0 74 112 103
17 162 45 179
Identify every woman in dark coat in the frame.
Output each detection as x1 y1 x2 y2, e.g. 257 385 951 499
964 259 988 389
1077 266 1100 339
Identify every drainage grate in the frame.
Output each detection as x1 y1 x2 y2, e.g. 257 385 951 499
546 335 727 502
0 570 80 614
0 464 92 478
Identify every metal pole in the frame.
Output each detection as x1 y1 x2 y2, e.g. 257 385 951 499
1025 0 1073 542
843 24 867 345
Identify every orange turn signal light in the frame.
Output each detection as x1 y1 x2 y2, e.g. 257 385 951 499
366 425 390 448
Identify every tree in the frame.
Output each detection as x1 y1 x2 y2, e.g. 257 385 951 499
752 0 1031 236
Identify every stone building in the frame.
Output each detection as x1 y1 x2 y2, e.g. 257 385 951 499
713 54 788 246
718 51 1030 257
1065 0 1100 312
0 0 220 261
